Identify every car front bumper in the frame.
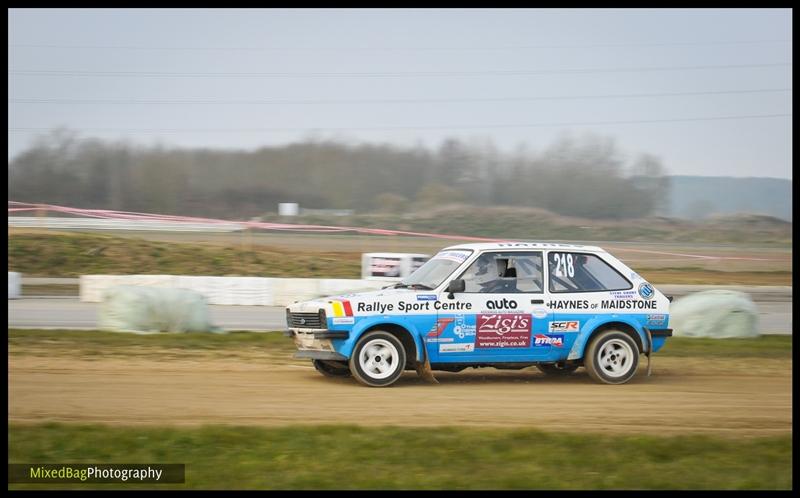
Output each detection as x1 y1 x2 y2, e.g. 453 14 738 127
286 329 350 361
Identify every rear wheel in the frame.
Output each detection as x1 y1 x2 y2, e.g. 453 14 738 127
312 359 351 378
536 362 579 376
349 331 406 387
585 330 639 384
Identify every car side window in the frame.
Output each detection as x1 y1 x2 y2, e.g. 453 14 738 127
460 251 543 293
548 252 632 293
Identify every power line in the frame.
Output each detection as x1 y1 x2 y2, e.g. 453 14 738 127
7 113 791 134
8 39 792 51
7 62 791 78
7 88 792 106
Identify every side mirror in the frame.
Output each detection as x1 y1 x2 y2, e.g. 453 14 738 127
446 279 465 299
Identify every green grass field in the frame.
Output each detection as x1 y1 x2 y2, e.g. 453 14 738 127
7 424 791 490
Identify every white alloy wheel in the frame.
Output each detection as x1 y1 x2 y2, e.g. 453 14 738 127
350 331 407 387
597 338 635 378
585 330 640 385
359 338 400 380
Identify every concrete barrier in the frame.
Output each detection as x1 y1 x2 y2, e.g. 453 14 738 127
8 272 21 299
80 275 393 306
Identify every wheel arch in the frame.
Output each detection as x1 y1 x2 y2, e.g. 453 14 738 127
568 318 645 361
351 318 424 364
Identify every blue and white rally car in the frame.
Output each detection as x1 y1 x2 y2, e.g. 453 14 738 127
286 242 672 387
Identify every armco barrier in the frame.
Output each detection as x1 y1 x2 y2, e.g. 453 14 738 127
8 272 21 299
80 275 390 306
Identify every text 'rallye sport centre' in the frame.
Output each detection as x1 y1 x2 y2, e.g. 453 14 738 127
286 242 672 387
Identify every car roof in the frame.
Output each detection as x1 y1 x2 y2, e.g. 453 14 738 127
441 242 606 253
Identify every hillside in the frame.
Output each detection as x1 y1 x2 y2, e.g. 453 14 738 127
664 176 792 221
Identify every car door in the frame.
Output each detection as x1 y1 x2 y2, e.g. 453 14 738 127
544 250 636 361
430 251 551 363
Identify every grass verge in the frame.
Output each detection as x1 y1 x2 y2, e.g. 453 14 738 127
22 284 80 296
7 424 791 490
8 231 791 285
656 334 792 358
8 329 295 358
8 231 361 278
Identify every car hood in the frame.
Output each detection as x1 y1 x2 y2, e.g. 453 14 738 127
287 287 428 312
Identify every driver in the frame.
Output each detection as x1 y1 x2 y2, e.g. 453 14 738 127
462 254 508 292
463 254 501 292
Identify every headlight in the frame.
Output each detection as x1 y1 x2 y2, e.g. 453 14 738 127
285 308 292 327
318 309 327 327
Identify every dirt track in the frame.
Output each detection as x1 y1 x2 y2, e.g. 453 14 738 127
8 353 792 436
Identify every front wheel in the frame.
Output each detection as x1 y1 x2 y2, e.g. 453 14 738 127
584 330 639 384
349 331 406 387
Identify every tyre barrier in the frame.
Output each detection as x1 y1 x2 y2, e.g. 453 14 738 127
98 285 219 333
669 290 760 338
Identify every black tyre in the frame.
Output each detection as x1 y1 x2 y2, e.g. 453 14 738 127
312 359 352 378
536 362 580 376
349 330 407 387
584 329 640 384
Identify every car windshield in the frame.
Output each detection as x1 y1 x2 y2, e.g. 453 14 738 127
396 249 473 290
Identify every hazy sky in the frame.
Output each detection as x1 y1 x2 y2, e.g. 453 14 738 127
8 8 793 178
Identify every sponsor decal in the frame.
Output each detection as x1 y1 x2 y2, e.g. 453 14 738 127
549 321 579 333
485 298 518 310
439 343 475 353
435 300 473 311
531 307 548 319
609 290 638 300
426 315 476 340
638 283 655 300
476 314 531 348
547 299 590 310
434 250 471 263
416 294 438 301
427 318 456 337
548 298 657 310
601 300 657 310
356 301 394 314
533 334 564 348
452 314 476 339
332 317 355 325
358 300 473 314
398 301 432 312
330 299 354 317
497 242 578 248
647 314 666 325
426 337 454 343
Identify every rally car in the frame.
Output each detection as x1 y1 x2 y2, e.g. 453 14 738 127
285 242 672 387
